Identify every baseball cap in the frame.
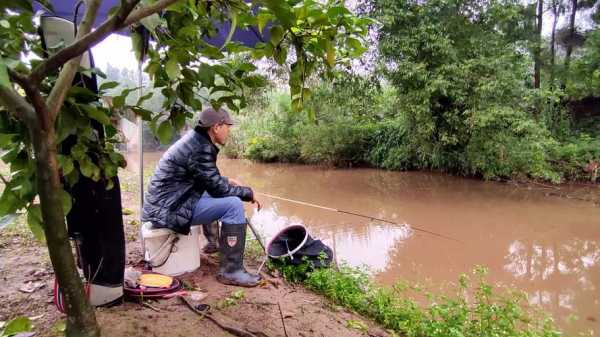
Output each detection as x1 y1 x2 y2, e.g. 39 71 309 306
197 107 234 127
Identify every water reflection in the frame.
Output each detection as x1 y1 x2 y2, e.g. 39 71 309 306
249 207 413 272
505 239 600 323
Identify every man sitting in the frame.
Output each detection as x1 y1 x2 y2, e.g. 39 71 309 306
142 107 261 287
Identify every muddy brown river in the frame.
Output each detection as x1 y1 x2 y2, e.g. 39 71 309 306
137 152 600 335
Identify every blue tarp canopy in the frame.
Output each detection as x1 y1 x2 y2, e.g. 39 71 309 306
37 0 266 46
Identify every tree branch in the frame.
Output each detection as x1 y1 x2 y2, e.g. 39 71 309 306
45 0 103 122
8 69 50 130
30 0 183 86
29 0 140 86
0 85 36 126
122 0 181 27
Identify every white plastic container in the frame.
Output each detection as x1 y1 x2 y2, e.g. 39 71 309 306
141 222 205 276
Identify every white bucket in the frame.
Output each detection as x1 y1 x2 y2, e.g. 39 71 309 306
141 222 205 276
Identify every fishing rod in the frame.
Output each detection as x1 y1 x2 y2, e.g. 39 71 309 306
256 192 462 243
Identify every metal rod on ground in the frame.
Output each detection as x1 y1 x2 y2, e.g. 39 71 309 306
246 219 266 253
246 219 269 274
256 192 462 243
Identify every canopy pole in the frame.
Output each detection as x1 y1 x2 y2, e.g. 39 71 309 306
138 60 145 254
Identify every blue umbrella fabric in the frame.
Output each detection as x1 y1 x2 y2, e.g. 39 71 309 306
35 0 266 46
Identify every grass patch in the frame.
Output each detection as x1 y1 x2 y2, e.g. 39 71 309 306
270 262 561 337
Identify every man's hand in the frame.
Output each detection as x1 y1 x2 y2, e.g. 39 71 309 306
251 198 261 211
229 178 243 186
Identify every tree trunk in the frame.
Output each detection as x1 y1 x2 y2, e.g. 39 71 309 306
534 0 544 89
550 0 560 88
29 125 100 337
564 0 578 70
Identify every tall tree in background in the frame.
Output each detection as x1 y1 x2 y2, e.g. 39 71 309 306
549 0 564 87
534 0 544 88
564 0 578 70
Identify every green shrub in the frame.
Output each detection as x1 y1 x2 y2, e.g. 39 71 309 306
299 119 373 166
227 82 600 184
550 133 600 181
466 107 561 182
366 118 413 170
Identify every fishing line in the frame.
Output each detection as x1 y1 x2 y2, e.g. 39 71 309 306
256 192 462 243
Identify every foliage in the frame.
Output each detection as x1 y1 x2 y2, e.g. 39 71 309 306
231 78 599 182
274 263 561 337
217 289 245 309
466 106 561 182
0 316 32 337
565 29 600 98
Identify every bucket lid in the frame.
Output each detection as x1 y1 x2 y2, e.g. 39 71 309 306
266 224 309 258
141 222 175 238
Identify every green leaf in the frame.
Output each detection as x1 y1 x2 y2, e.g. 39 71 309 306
79 157 100 181
346 37 367 57
137 92 154 106
173 112 186 130
59 156 74 175
165 58 181 80
200 45 225 59
82 106 110 125
326 42 336 67
198 64 215 87
0 57 9 88
26 205 45 243
263 0 295 28
327 6 351 18
257 12 271 34
0 133 16 148
59 189 72 216
242 75 267 88
270 25 284 46
99 81 119 91
3 0 33 12
131 107 152 121
274 46 288 65
0 189 19 217
2 316 32 336
140 13 163 32
131 30 144 62
157 121 174 144
112 95 125 109
237 63 257 73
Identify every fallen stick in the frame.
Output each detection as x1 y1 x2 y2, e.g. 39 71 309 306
180 296 265 337
278 301 289 337
142 302 161 312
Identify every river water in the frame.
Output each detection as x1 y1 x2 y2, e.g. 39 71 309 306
138 153 600 335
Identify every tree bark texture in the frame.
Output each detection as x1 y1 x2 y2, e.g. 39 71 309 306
550 0 560 88
564 0 578 70
534 0 543 89
29 125 100 337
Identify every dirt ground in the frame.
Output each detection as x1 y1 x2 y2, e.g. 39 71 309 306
0 167 391 337
0 220 392 337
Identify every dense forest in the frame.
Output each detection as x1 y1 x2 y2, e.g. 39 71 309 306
220 0 600 183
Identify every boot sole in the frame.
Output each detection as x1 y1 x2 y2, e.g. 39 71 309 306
216 275 260 288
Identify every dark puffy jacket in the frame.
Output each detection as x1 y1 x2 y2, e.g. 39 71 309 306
142 127 253 234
